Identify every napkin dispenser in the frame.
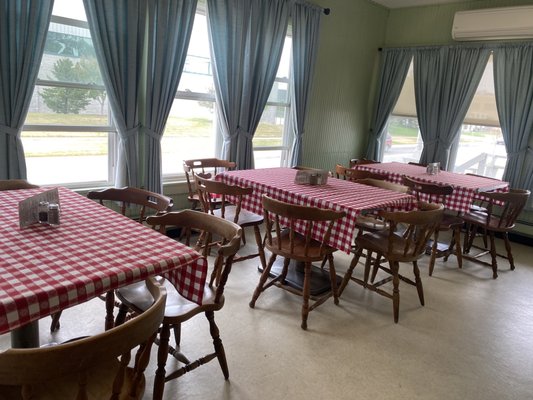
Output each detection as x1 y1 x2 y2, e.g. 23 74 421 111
294 168 329 186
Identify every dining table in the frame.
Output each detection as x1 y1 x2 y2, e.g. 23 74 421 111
216 167 417 294
0 187 207 348
217 167 417 254
354 162 509 214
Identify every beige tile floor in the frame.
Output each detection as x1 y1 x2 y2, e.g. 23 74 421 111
2 233 532 399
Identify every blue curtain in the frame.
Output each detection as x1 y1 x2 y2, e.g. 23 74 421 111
493 44 533 193
0 0 53 180
143 0 197 194
414 46 490 169
365 48 412 161
289 1 322 167
83 0 145 188
207 0 290 170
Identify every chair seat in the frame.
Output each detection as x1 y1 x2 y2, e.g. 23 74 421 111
439 214 464 230
117 277 222 322
462 211 513 232
212 206 263 227
356 231 420 263
265 229 336 263
355 215 388 231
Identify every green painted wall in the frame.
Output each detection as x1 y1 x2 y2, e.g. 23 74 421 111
385 0 533 46
300 0 388 171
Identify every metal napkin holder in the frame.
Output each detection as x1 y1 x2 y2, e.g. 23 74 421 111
294 169 329 186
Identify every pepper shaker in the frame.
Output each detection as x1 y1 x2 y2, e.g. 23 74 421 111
38 201 49 224
48 203 60 227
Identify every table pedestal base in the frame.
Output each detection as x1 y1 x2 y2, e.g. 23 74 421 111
11 321 39 348
259 258 343 296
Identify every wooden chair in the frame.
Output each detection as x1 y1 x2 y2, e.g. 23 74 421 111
334 164 349 179
115 210 242 400
50 187 173 332
0 179 39 190
465 172 502 213
183 158 236 210
346 168 388 181
0 277 166 400
462 189 530 279
195 175 267 269
87 186 173 222
339 202 444 323
402 176 464 276
349 158 379 168
249 195 346 330
350 178 409 237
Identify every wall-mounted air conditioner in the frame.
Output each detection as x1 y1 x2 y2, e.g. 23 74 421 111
452 6 533 41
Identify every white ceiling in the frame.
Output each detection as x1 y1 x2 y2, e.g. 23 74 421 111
372 0 474 8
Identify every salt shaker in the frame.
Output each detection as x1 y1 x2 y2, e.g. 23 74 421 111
48 203 60 226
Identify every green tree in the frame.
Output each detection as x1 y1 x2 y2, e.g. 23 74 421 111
40 58 92 114
78 57 107 115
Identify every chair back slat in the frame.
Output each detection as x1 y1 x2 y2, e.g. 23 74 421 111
262 195 345 259
402 175 453 207
479 189 530 229
380 202 444 260
183 158 236 204
146 210 242 301
195 175 252 224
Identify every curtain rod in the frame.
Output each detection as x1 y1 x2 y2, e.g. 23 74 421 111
323 8 330 15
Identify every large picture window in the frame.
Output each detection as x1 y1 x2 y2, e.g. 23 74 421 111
22 0 114 187
161 3 293 178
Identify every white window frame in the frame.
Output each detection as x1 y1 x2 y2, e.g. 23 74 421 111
23 14 117 189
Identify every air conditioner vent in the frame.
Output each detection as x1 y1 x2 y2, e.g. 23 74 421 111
452 6 533 41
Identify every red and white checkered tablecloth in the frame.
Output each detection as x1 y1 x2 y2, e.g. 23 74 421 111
355 162 509 214
0 187 207 335
217 168 416 253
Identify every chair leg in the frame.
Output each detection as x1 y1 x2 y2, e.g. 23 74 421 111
206 310 229 379
105 290 115 330
362 251 373 287
301 262 312 330
50 312 61 332
428 231 439 276
114 303 130 327
453 227 463 269
391 261 400 323
503 232 515 271
326 254 339 305
249 253 277 308
339 248 363 296
253 225 267 271
370 253 381 283
413 261 424 306
489 231 498 279
153 323 171 400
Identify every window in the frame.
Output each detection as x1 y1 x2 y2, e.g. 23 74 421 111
161 9 215 177
22 0 114 187
383 61 424 164
452 55 506 179
162 3 293 178
253 35 292 169
384 56 506 179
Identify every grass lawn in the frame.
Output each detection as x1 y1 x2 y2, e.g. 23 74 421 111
22 113 285 156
